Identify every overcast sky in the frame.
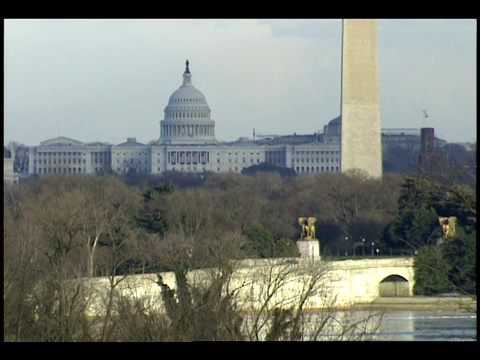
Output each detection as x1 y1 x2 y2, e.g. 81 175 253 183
4 19 477 146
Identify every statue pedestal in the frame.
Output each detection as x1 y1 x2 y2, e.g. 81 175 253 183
297 240 320 260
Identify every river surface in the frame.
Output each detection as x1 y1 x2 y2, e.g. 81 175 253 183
366 310 476 341
297 309 476 341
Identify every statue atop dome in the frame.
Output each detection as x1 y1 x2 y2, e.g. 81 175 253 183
185 59 190 74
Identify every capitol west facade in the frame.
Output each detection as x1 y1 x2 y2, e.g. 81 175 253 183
26 61 342 177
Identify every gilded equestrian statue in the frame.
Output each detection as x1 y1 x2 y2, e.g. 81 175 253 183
298 216 317 240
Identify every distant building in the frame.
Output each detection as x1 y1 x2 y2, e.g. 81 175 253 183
18 61 446 179
24 61 342 177
382 128 446 149
27 137 111 176
4 147 19 184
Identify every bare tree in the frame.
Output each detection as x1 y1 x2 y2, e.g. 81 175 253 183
4 199 93 341
316 170 400 250
4 175 146 341
79 176 142 277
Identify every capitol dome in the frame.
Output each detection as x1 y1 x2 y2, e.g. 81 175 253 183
159 60 217 144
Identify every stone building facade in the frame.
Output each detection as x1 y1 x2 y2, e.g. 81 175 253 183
25 61 342 177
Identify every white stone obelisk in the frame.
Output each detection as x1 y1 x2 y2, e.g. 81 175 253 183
341 19 383 178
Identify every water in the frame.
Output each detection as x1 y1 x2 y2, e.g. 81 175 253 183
372 310 476 341
298 310 476 341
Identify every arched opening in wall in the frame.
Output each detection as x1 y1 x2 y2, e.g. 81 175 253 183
379 275 410 297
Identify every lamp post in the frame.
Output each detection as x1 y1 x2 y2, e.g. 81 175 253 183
371 242 375 256
362 237 365 255
345 237 348 256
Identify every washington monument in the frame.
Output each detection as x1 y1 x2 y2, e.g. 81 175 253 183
341 19 383 178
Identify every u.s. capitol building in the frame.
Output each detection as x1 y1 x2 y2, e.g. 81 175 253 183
17 20 451 181
26 61 345 177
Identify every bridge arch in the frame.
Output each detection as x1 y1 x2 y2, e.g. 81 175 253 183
379 274 410 297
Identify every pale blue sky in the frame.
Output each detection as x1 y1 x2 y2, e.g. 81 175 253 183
4 19 477 146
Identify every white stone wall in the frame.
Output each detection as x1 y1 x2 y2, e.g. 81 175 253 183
150 146 167 175
112 146 151 174
77 257 414 317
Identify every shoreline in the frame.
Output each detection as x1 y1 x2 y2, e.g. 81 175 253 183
353 296 477 311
